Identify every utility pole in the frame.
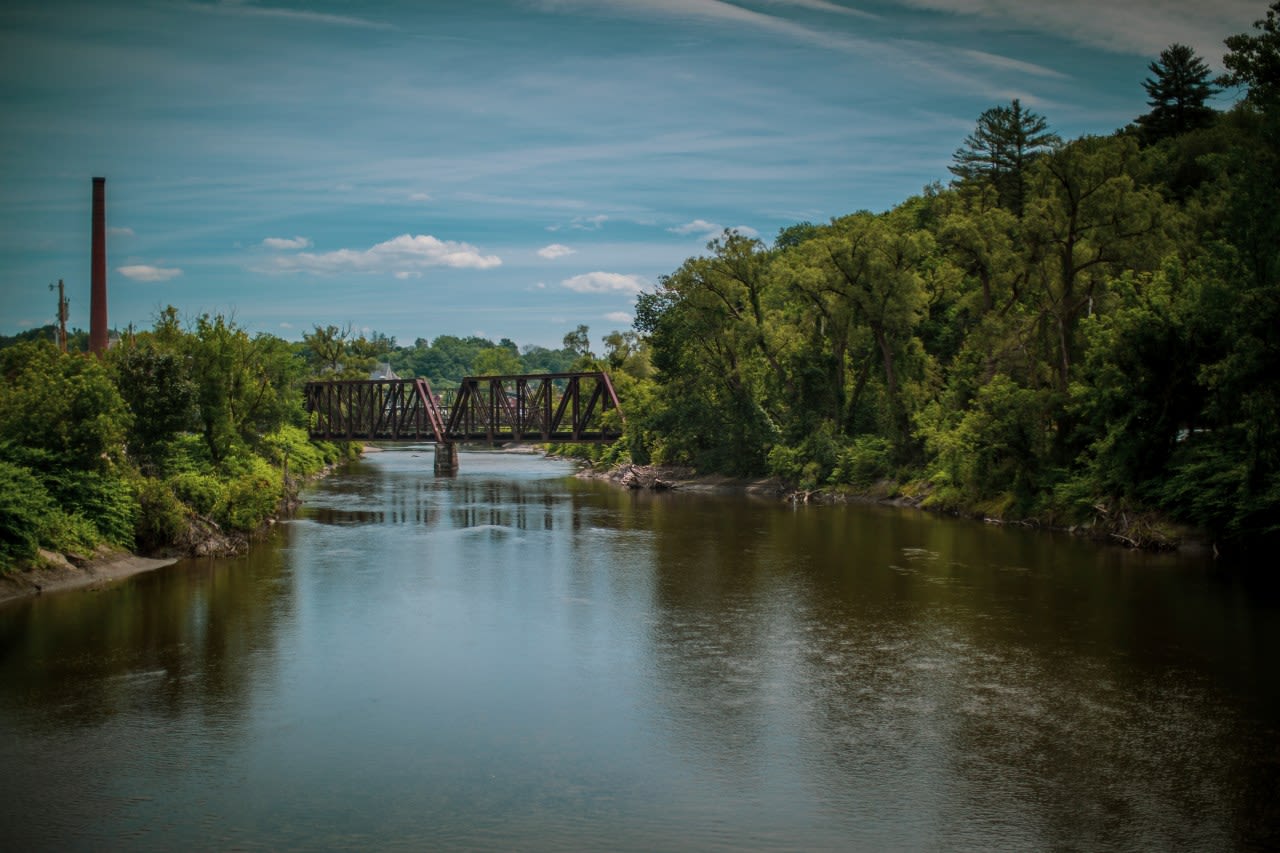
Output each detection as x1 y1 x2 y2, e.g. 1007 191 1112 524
49 279 69 352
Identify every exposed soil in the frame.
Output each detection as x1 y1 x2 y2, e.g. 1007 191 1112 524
0 547 178 606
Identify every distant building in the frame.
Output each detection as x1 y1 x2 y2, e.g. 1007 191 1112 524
370 362 399 380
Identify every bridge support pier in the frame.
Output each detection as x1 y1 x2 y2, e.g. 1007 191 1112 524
434 442 458 475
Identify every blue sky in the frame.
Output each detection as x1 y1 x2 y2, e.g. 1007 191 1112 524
0 0 1260 349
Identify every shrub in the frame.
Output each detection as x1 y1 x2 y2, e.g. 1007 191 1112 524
168 470 226 517
0 461 55 566
134 477 189 553
217 454 282 531
831 435 894 488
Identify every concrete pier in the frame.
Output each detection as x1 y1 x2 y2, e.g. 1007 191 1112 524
434 442 458 475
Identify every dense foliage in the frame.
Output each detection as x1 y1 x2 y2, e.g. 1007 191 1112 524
0 315 357 571
606 14 1280 552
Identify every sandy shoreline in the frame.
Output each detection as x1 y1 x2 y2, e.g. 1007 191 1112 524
0 551 179 606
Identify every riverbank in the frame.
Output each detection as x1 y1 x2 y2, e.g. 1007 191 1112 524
0 548 178 605
580 462 1209 553
0 447 361 606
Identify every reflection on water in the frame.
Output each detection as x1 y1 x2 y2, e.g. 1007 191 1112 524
1 449 1277 851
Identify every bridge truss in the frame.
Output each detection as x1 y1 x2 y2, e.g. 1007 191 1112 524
303 371 623 446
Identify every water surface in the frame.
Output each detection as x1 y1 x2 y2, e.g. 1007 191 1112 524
2 450 1277 850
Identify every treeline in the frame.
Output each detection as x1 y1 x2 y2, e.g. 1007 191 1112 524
0 309 350 570
0 309 607 570
303 324 589 389
604 10 1280 551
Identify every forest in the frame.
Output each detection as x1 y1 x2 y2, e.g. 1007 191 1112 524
591 12 1280 552
2 4 1278 568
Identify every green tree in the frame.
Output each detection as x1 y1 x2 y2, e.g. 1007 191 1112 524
1137 44 1219 143
1022 135 1170 391
1220 1 1280 108
562 325 593 360
470 346 523 376
0 342 131 473
950 99 1060 217
110 343 197 468
782 212 932 445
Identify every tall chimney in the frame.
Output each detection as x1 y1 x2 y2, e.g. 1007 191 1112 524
89 176 108 355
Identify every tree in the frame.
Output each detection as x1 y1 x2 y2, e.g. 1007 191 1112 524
110 343 197 468
1137 44 1219 143
950 99 1060 217
470 346 522 376
1220 1 1280 109
562 325 593 359
1022 135 1170 392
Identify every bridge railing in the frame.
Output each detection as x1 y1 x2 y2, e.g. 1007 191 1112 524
303 371 623 444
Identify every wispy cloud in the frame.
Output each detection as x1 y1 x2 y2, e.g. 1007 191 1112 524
408 192 431 202
264 234 502 275
889 0 1255 57
958 49 1069 80
263 236 312 250
544 0 875 54
562 272 648 294
179 0 393 31
108 226 134 237
118 264 182 282
571 214 609 231
757 0 879 18
537 243 576 259
603 311 633 324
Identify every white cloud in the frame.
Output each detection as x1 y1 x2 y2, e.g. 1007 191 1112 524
118 264 182 282
604 311 633 324
266 234 502 275
537 243 576 259
279 322 293 329
669 218 721 236
263 236 312 250
408 192 432 201
394 271 423 280
669 220 759 239
561 272 647 294
108 226 135 237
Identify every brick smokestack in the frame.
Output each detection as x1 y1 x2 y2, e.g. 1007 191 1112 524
89 176 108 355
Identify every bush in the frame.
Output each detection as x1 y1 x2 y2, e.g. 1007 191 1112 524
261 424 328 476
217 454 282 531
168 471 225 517
134 477 189 553
831 435 894 488
0 461 55 566
39 468 138 547
0 462 102 567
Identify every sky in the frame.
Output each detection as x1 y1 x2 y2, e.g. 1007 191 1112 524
0 0 1263 349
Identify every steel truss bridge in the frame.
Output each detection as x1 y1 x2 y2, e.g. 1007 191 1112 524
303 372 623 472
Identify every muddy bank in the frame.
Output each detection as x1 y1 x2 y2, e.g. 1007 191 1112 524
0 548 178 606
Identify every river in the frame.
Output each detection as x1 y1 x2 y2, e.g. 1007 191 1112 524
1 449 1277 851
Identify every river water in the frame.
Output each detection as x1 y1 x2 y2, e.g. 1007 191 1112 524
1 450 1277 851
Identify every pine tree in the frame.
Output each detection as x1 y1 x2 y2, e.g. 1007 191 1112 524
1137 44 1219 143
949 99 1059 217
